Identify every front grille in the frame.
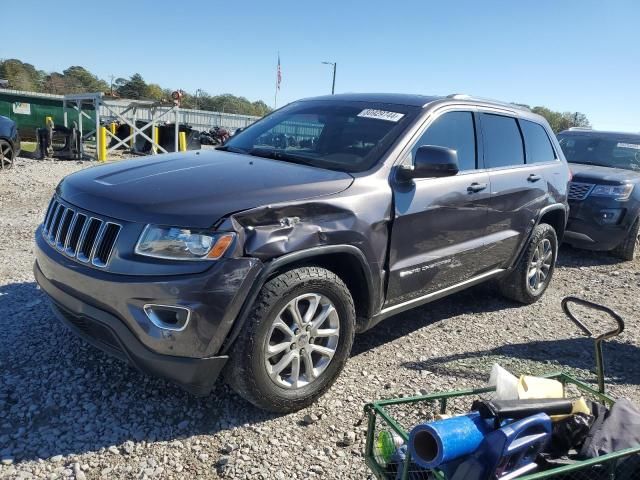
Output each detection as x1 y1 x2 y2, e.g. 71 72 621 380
42 197 121 268
568 181 595 201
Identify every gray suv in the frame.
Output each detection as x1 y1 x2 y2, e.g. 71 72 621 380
34 93 570 412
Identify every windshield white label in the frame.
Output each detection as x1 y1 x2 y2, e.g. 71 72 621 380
357 109 405 122
617 142 640 150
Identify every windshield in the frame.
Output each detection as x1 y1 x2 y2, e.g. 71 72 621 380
222 100 420 172
558 133 640 172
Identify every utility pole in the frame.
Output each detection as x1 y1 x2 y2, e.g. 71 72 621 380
109 75 115 96
321 61 337 94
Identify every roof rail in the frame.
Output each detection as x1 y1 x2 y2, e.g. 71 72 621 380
568 127 592 131
446 93 531 111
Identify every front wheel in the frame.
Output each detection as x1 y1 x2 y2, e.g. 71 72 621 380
498 223 558 304
0 139 14 169
226 267 355 413
611 218 639 261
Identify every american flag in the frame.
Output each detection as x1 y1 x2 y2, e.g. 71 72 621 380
277 54 282 90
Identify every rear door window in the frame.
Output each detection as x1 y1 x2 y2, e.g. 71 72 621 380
480 113 525 168
412 111 477 171
520 119 556 163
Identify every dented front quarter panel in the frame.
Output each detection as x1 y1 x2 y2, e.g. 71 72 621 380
217 175 394 312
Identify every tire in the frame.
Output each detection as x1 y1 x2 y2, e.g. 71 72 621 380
612 218 640 261
0 139 14 170
225 266 355 413
498 223 558 304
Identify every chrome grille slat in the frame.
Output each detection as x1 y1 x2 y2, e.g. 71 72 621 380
92 222 122 267
77 218 102 263
56 208 74 249
63 212 79 252
48 204 65 242
43 198 57 235
53 205 67 243
568 181 595 201
66 213 87 256
89 222 108 265
40 197 121 269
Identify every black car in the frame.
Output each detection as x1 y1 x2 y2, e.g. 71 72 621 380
559 129 640 260
0 115 20 169
34 93 570 412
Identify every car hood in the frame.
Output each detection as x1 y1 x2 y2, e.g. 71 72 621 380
569 163 640 184
58 150 354 228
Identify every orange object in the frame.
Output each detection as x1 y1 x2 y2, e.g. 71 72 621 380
207 234 235 259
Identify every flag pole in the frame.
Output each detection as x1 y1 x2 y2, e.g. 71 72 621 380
274 52 279 109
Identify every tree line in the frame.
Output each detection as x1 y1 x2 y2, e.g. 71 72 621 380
1 58 591 130
0 59 272 117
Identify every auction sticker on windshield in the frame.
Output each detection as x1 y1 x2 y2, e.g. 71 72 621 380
357 109 405 122
617 142 640 150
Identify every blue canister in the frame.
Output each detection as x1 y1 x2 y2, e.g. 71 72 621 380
408 412 492 469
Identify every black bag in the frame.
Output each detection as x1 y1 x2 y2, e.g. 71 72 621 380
579 399 640 458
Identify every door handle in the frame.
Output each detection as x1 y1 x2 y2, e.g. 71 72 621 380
467 182 488 193
528 174 542 182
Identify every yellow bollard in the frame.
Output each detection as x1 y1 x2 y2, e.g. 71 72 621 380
152 126 159 154
98 126 107 162
109 122 116 135
179 131 187 152
45 116 53 127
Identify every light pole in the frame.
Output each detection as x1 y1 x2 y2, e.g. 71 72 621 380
195 89 203 110
321 61 337 94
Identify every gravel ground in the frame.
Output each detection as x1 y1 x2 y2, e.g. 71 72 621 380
1 158 639 479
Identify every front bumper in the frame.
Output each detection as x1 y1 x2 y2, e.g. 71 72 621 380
34 226 263 395
565 199 637 251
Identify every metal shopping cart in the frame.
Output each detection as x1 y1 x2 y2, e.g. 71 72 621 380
364 297 639 479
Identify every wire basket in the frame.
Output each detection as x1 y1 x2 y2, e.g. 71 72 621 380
364 297 640 479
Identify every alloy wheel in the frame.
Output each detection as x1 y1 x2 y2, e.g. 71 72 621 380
0 141 13 170
264 293 340 389
528 238 553 293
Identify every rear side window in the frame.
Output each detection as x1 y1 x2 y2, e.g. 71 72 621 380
520 120 556 163
412 111 476 171
480 113 524 168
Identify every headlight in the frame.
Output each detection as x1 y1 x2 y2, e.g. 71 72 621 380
135 225 235 260
590 184 634 201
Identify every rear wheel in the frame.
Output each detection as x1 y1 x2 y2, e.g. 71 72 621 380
0 139 14 170
226 266 355 412
498 223 558 304
612 218 639 261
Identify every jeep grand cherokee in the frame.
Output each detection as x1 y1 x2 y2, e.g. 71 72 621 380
34 93 570 412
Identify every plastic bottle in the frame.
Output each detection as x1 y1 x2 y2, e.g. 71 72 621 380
488 364 519 400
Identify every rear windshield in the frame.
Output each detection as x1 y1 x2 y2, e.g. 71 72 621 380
558 133 640 172
223 100 420 172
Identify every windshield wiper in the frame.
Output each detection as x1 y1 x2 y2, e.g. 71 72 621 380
569 161 610 168
216 145 247 153
248 148 316 167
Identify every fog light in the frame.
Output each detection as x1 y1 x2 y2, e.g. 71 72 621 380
596 209 623 225
143 304 191 331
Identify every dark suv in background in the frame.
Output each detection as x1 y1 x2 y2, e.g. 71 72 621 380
0 115 20 169
34 93 570 412
559 129 640 260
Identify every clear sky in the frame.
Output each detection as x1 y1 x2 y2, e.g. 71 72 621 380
2 0 638 131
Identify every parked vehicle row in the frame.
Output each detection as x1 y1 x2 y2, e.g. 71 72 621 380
559 129 640 260
31 94 636 412
0 114 20 169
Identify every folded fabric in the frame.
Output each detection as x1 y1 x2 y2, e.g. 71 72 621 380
579 398 640 458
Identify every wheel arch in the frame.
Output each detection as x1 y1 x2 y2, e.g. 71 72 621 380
538 204 568 242
507 203 567 271
220 245 376 354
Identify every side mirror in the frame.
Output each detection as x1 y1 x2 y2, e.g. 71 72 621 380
398 145 459 180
